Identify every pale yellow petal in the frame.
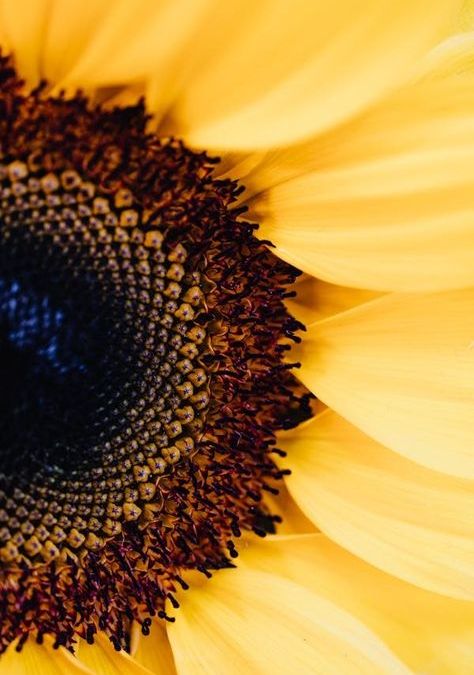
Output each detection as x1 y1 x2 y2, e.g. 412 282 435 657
278 410 474 598
76 633 154 675
248 48 474 291
130 622 177 675
0 635 93 675
287 275 383 326
242 534 474 675
166 0 460 150
292 290 474 478
166 567 410 675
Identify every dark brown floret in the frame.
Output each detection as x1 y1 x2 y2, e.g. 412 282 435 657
0 55 310 652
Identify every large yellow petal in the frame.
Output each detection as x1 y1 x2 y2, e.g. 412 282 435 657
166 567 410 674
76 633 155 675
248 44 474 291
166 0 459 150
242 534 474 675
292 290 474 478
130 622 177 675
0 635 93 675
278 410 474 598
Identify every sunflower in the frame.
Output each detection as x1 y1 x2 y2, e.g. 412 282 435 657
0 1 472 673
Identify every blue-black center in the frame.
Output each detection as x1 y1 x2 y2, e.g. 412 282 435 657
0 233 142 475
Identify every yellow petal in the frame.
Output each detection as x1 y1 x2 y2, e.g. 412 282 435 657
0 0 137 91
455 1 474 31
286 275 383 326
0 0 50 85
0 635 93 675
53 0 213 95
415 32 474 80
41 0 116 85
130 622 177 675
262 479 317 534
76 633 154 675
292 290 474 478
166 567 410 675
242 534 474 675
278 410 474 598
166 0 459 150
248 46 474 291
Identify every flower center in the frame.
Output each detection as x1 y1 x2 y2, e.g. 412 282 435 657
0 54 310 653
0 158 209 566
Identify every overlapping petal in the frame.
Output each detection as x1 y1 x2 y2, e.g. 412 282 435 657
46 0 213 96
278 410 474 598
292 290 474 478
166 567 410 674
76 633 155 675
163 0 459 150
0 635 93 674
286 275 382 326
247 37 474 290
261 479 317 534
242 535 474 675
130 622 177 675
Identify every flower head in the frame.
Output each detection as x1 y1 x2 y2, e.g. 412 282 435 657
0 1 473 674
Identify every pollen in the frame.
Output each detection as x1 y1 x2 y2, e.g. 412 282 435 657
0 54 311 653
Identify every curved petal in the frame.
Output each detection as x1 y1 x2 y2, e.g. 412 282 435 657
76 633 155 675
278 410 474 598
292 290 474 478
130 622 177 675
166 568 410 675
262 479 317 534
242 534 474 675
0 635 93 675
167 0 459 150
248 42 474 291
286 275 383 326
